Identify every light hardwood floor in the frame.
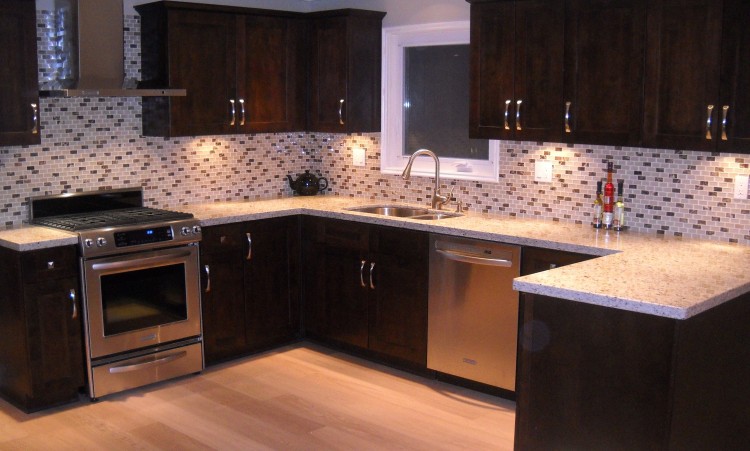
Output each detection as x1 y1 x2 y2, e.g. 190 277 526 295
0 343 515 450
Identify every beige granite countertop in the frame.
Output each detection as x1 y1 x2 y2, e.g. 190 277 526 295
2 196 748 320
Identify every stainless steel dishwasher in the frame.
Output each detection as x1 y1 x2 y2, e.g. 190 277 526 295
428 234 521 391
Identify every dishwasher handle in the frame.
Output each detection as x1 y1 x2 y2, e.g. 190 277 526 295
435 248 513 267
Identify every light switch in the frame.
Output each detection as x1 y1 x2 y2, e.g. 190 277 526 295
353 147 366 167
534 161 553 183
734 174 749 199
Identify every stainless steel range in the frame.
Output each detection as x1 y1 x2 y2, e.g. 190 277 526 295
30 188 204 400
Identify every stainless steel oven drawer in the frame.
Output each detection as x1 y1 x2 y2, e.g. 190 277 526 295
90 342 203 399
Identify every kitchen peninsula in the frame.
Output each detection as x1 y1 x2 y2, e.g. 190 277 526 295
1 196 748 449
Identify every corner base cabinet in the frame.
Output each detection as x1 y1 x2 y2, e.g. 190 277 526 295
302 217 428 369
516 292 750 449
0 246 84 413
200 217 301 365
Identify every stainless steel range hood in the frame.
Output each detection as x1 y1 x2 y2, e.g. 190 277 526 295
39 0 185 98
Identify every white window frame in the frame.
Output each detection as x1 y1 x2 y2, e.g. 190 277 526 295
380 21 499 183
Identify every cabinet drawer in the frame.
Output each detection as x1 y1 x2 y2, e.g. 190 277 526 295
201 223 246 250
319 218 370 251
21 246 78 282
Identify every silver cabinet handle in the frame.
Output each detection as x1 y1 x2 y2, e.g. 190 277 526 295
504 100 511 130
721 105 729 141
436 248 512 267
239 98 246 126
516 100 523 131
360 260 366 288
69 289 77 319
229 99 236 126
369 262 376 289
109 351 187 374
565 101 572 133
204 264 211 293
31 103 39 134
338 99 345 125
706 104 714 140
246 232 252 260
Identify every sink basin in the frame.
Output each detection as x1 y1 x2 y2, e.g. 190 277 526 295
346 205 463 220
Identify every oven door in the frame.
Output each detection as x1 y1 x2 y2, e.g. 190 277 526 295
82 244 202 359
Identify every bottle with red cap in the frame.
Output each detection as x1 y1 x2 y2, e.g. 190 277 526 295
602 162 615 229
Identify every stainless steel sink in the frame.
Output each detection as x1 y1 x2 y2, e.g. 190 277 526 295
346 205 463 220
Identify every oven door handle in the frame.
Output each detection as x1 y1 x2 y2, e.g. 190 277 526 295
90 249 193 272
108 350 188 374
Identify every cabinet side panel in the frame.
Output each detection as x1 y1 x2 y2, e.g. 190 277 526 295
669 291 750 449
515 294 674 450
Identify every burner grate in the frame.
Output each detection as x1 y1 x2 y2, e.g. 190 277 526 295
32 207 193 231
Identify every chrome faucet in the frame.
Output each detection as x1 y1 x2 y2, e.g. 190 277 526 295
401 149 450 210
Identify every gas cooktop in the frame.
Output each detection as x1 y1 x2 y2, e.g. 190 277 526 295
32 207 193 231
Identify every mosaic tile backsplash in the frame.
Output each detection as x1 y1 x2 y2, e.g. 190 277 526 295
1 12 748 246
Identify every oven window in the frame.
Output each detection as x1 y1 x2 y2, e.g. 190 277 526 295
100 263 188 336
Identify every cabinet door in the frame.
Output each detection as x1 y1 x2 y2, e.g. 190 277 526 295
237 15 305 133
24 277 84 410
0 0 40 146
564 0 645 146
718 0 750 153
513 0 565 143
166 10 237 136
308 11 384 133
469 1 516 139
308 16 349 132
642 0 723 150
244 217 300 349
200 224 248 364
469 0 564 142
302 218 369 349
368 226 428 366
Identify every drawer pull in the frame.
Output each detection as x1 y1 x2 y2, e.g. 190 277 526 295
47 261 55 270
31 103 39 134
246 232 252 260
369 262 376 289
204 264 211 293
108 351 187 374
69 289 77 319
721 105 729 141
360 260 367 288
504 100 511 130
706 104 714 140
516 99 523 131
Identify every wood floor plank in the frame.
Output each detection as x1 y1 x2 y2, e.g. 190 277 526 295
0 344 515 450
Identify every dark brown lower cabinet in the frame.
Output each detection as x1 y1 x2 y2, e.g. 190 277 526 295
521 246 597 275
0 246 84 413
200 217 301 365
516 292 750 450
302 217 428 368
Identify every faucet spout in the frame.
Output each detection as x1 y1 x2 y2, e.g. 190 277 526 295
402 149 449 210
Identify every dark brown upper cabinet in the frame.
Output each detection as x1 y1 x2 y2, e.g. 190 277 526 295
717 0 750 152
307 10 386 133
468 0 565 142
137 2 306 137
563 0 646 147
0 0 41 146
643 0 750 153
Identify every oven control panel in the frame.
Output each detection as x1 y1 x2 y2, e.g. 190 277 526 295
79 219 202 258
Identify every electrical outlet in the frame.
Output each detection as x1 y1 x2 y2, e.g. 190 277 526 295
353 147 366 167
534 161 553 183
734 174 749 199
